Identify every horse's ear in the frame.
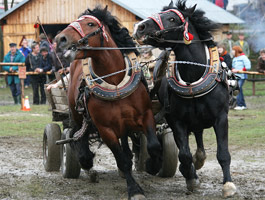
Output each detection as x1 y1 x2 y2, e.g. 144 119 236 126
87 8 92 13
168 0 173 8
188 4 197 14
103 5 108 13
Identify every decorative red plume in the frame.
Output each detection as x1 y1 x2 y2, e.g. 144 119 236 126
187 32 194 41
34 23 39 28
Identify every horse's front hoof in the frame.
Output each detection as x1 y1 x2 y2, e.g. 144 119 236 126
192 149 206 170
130 194 146 200
145 158 161 175
223 182 236 198
186 178 200 192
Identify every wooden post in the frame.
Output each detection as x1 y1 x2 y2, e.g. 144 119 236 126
18 66 26 108
252 81 256 96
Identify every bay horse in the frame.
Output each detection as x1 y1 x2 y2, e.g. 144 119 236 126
55 6 161 199
133 0 236 198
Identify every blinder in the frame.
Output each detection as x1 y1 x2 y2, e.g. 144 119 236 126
68 15 109 47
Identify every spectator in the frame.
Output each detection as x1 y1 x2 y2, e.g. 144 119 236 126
234 33 250 57
25 43 44 105
2 43 25 104
212 0 224 9
39 33 50 52
218 43 232 69
36 47 53 104
50 41 70 75
19 38 31 88
140 47 156 88
256 48 265 74
232 46 251 110
221 31 234 58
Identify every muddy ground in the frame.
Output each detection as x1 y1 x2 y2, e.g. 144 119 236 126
0 134 264 200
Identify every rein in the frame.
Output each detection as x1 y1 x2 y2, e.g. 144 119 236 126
146 35 214 44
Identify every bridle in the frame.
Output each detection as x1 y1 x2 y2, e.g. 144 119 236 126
147 9 212 45
68 15 109 50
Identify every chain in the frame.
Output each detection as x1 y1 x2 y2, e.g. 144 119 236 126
169 60 214 68
140 58 160 67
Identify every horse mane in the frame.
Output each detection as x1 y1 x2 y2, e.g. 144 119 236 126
80 6 139 55
162 0 219 41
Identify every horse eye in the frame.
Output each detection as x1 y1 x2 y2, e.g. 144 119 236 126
87 23 94 27
169 18 175 22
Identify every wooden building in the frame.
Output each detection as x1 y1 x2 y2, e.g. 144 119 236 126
0 0 244 55
0 0 139 55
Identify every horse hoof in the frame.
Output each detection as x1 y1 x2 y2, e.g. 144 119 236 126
223 182 236 198
130 194 146 200
186 178 200 192
192 150 206 170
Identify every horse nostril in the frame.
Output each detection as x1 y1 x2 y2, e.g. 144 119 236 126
138 24 146 32
60 36 67 44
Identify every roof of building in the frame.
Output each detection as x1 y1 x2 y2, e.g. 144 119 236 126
111 0 245 24
0 0 29 20
0 0 244 24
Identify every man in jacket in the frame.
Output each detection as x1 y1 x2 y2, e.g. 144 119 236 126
25 42 43 104
221 31 234 58
234 33 250 57
256 48 265 74
3 43 25 104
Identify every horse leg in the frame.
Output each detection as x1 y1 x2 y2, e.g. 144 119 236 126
192 131 207 170
119 135 133 178
100 129 145 199
213 113 236 198
143 110 162 175
70 123 95 171
169 120 199 192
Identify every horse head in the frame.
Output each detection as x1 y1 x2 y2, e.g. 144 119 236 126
55 6 110 62
134 1 198 48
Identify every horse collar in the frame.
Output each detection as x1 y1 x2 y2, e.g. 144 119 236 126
82 53 142 101
166 46 224 98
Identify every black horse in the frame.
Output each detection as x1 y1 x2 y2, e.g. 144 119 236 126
133 0 236 198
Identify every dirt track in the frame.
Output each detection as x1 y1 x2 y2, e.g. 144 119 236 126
0 135 264 200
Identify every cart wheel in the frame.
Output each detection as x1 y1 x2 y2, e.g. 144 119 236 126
158 128 178 177
43 123 61 172
135 133 150 171
60 128 81 179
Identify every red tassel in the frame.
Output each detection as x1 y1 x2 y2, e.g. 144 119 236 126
188 32 194 41
34 23 39 28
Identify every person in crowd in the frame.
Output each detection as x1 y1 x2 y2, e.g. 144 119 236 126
222 31 234 58
232 46 251 110
212 0 228 10
34 47 52 104
50 41 70 75
140 47 156 88
39 33 50 52
256 48 265 74
25 42 45 105
19 38 31 88
218 43 232 69
3 43 25 104
234 33 250 57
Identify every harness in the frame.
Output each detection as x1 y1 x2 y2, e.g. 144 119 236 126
148 9 194 45
166 46 224 98
82 52 142 101
68 15 108 48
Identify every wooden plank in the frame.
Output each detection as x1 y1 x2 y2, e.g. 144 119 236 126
50 87 67 97
55 104 69 111
52 96 68 105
